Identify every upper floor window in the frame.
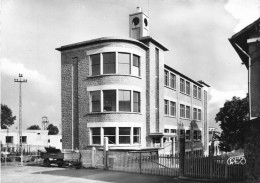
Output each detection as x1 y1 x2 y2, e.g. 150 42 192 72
180 78 185 93
119 90 131 112
133 55 140 76
186 81 190 95
170 101 176 116
90 54 100 76
198 87 202 100
198 109 202 121
193 108 198 120
89 52 141 77
103 52 116 74
103 90 116 111
6 136 13 144
193 85 198 98
164 70 169 86
90 90 141 113
133 91 140 112
170 73 176 89
186 106 190 119
186 130 191 140
118 53 131 75
164 100 169 115
180 104 185 118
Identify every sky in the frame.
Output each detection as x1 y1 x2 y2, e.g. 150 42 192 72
1 0 260 132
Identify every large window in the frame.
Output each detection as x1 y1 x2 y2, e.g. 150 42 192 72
133 55 140 76
91 128 101 144
133 127 140 143
103 52 116 74
118 53 130 74
22 136 27 143
103 90 116 111
164 70 169 86
133 91 140 112
170 73 176 89
180 78 185 93
180 104 185 118
119 127 131 144
104 127 116 144
6 136 13 144
164 100 169 115
90 91 101 112
186 81 190 95
90 54 100 76
119 90 131 112
170 101 176 116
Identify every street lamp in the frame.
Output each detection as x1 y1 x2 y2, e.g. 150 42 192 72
14 74 27 160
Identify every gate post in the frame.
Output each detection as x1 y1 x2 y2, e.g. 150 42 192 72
92 147 96 168
103 137 109 170
139 152 142 174
209 141 214 179
179 130 185 177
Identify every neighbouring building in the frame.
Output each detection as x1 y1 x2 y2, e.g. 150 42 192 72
229 18 260 181
56 8 210 155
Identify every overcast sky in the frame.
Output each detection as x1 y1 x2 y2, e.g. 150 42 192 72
1 0 260 132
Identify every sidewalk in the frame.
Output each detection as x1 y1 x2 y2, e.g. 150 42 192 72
1 165 215 183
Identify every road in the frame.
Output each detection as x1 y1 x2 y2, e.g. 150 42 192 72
1 165 212 183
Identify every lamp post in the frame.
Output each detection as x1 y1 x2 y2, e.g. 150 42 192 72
14 74 27 162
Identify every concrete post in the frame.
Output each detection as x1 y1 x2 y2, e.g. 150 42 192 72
103 137 109 170
91 147 96 168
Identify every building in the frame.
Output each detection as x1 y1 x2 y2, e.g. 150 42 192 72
0 129 62 151
56 8 210 155
229 18 260 181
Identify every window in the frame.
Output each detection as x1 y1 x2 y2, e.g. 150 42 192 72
193 85 198 98
60 139 62 142
133 91 140 112
90 54 100 76
164 70 169 86
6 136 13 144
198 131 202 140
170 73 176 89
103 90 116 111
186 81 190 95
103 52 116 74
133 127 140 143
170 101 176 116
164 100 169 115
119 127 131 144
198 88 201 100
180 78 185 93
91 91 101 112
186 106 190 119
104 127 116 144
91 128 101 144
164 129 169 133
119 90 131 112
180 104 185 118
193 108 197 120
133 55 140 76
186 130 191 140
118 53 130 74
198 109 201 121
170 129 176 133
48 139 50 143
22 136 27 143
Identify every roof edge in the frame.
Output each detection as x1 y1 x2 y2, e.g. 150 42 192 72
138 36 169 51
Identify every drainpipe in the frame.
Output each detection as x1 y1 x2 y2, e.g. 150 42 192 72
234 43 252 119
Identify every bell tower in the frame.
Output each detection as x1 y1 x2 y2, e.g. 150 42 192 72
129 7 149 39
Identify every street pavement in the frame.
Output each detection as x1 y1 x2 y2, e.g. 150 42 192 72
1 165 232 183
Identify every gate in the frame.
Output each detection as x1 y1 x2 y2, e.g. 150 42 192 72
107 151 179 177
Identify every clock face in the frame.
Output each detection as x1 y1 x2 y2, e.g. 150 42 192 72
144 18 148 27
132 17 140 26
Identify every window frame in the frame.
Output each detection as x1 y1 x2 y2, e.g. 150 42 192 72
91 128 101 145
119 127 131 144
180 104 185 118
104 127 116 144
180 78 185 93
164 100 169 115
90 91 101 112
118 90 131 112
103 90 117 112
118 52 131 75
186 106 190 119
164 70 169 86
133 91 141 112
170 73 176 89
193 108 198 120
170 101 176 117
186 81 190 95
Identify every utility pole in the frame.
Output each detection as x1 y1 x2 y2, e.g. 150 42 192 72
14 74 27 156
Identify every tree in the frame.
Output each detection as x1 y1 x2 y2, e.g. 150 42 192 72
47 123 59 135
27 125 41 130
1 104 16 129
215 96 249 152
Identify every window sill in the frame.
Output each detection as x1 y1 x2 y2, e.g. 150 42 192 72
87 112 142 115
88 74 142 79
180 117 191 120
164 115 176 118
193 97 202 101
164 85 176 91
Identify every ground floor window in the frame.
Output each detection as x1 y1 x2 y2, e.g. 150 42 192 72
6 136 13 144
22 136 27 143
90 127 141 145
